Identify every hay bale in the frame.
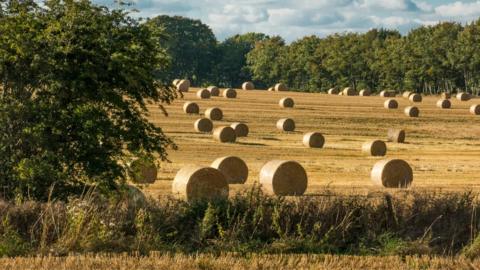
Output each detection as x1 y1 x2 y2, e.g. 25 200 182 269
196 88 211 99
213 126 236 143
404 106 419 117
211 156 248 184
242 81 254 90
328 88 339 95
371 159 413 188
387 129 405 143
230 122 249 137
338 92 344 96
183 102 199 114
268 87 274 92
380 90 395 97
223 88 237 98
275 83 288 91
172 165 229 202
342 87 356 96
130 159 157 184
205 107 223 121
441 92 451 99
194 118 213 133
259 160 308 196
409 93 422 102
177 79 190 92
359 89 371 96
173 79 180 86
402 91 412 98
362 140 387 156
207 86 220 96
457 92 471 101
384 99 398 109
303 132 325 148
470 104 480 115
276 118 295 132
436 99 451 109
279 97 294 108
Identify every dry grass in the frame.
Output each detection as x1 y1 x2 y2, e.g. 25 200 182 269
146 89 480 197
1 253 479 270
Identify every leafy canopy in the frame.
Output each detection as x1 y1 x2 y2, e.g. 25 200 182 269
0 0 176 200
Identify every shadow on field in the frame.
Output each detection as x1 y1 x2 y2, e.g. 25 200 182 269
237 142 267 146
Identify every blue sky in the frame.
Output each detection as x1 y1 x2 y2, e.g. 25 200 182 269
94 0 480 42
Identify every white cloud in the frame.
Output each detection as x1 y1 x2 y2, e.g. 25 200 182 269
92 0 480 42
435 1 480 17
360 0 419 11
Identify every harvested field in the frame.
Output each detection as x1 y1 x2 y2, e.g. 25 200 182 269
0 253 478 270
146 88 480 197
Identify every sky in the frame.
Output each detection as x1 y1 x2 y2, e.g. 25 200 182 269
93 0 480 42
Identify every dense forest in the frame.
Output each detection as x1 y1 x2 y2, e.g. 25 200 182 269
149 15 480 95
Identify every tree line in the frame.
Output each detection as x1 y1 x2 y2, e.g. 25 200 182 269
149 15 480 95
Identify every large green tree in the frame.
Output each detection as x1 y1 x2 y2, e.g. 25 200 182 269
146 15 217 85
214 32 268 88
0 0 175 200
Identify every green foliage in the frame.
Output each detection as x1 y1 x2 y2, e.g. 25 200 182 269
214 33 269 88
0 188 478 256
0 0 176 200
146 15 217 85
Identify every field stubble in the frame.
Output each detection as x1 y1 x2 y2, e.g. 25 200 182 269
146 89 480 197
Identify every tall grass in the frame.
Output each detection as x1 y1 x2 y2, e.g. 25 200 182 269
0 187 479 257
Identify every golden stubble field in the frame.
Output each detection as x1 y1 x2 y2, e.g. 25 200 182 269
145 88 480 198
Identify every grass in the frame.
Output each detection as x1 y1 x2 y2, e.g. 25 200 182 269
1 253 480 270
146 89 480 198
0 188 479 257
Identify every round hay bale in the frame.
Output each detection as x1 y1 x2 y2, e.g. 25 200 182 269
342 87 356 96
362 140 387 156
371 159 413 188
242 81 254 90
404 106 419 117
211 156 248 184
207 86 220 96
328 88 339 95
196 88 211 99
172 165 229 202
194 118 213 133
380 90 395 97
279 97 294 108
173 79 180 86
268 87 274 92
275 83 288 91
338 92 344 96
205 107 223 121
183 102 199 114
470 104 480 115
230 122 249 137
130 159 157 184
384 99 398 109
359 89 371 96
457 92 471 101
223 88 237 98
409 93 422 102
213 126 236 143
177 79 190 92
387 129 405 143
402 91 412 98
436 99 451 109
441 92 451 99
276 118 295 132
259 160 308 196
303 132 325 148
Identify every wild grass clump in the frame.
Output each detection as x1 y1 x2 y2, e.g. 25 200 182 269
0 187 479 257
